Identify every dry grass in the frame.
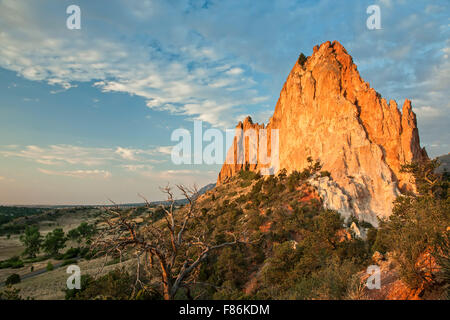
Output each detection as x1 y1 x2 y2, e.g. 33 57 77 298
0 209 98 261
0 208 104 299
0 235 24 261
11 256 136 300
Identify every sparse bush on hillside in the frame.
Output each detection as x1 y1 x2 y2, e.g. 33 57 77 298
253 208 370 299
374 160 449 289
435 239 450 299
188 168 374 300
240 180 253 188
212 280 247 300
61 258 78 267
67 222 96 245
67 229 80 242
215 247 249 288
246 209 267 231
65 269 159 300
0 256 24 269
19 225 42 258
57 158 449 300
62 247 80 260
0 286 23 300
238 169 261 181
42 228 66 256
46 261 54 271
278 168 287 179
5 273 21 286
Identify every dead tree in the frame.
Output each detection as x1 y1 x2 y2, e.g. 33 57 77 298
92 184 244 300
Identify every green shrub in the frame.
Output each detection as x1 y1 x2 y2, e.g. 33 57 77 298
42 228 66 256
240 180 252 188
106 257 121 266
46 261 54 271
61 259 78 267
278 168 287 178
246 210 267 231
20 225 42 258
79 247 91 259
23 255 47 264
64 274 93 300
0 286 22 300
320 171 331 178
374 160 449 288
11 260 24 269
0 256 24 269
359 221 374 229
212 280 246 300
298 53 307 66
63 247 80 260
5 273 21 285
238 169 259 181
65 269 148 300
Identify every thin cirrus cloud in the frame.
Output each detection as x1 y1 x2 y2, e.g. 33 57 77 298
0 144 169 168
38 168 112 179
0 1 448 134
0 0 268 129
121 164 154 172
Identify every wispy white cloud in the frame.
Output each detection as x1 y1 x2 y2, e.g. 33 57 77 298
0 0 267 128
0 145 114 166
156 146 174 156
154 169 217 185
0 144 169 167
115 147 138 161
414 106 442 118
225 67 244 76
1 0 447 134
121 164 153 172
38 168 112 179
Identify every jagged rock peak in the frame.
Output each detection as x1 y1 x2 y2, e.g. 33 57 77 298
218 41 427 226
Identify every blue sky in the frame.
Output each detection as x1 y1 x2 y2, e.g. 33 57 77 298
0 0 448 205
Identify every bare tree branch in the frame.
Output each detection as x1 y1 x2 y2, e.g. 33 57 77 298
91 184 244 300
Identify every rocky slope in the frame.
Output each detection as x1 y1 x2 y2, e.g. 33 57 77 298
218 41 427 226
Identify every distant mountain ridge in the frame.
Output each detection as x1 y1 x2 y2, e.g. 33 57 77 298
437 153 450 173
3 183 216 209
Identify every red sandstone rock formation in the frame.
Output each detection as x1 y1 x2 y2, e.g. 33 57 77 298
217 41 427 225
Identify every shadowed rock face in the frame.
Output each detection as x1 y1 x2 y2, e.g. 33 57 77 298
217 41 427 226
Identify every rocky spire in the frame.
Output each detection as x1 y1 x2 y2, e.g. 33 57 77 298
217 41 427 226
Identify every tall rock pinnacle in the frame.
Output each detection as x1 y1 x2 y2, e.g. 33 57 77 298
217 41 427 226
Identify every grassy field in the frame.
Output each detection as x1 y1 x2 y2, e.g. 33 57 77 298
0 234 24 261
0 207 105 299
12 256 135 300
